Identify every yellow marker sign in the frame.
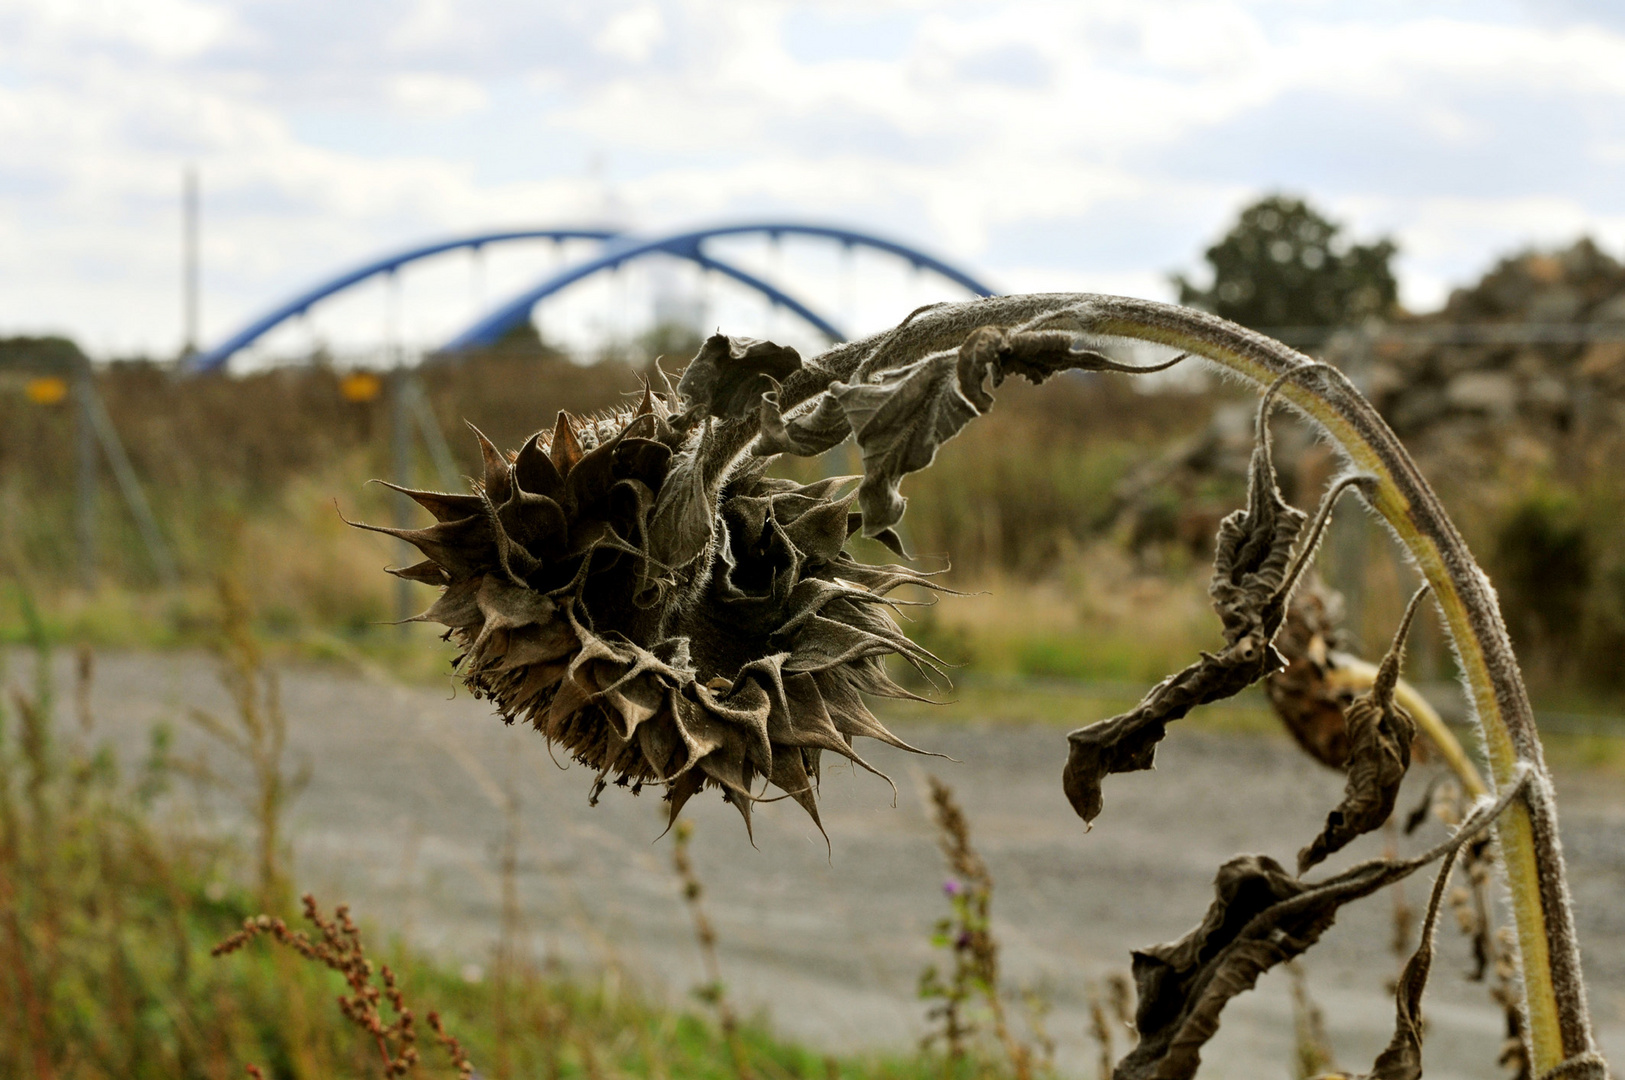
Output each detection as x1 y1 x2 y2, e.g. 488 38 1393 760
25 376 69 406
339 371 383 402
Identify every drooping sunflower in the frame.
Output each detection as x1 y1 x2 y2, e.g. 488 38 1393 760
351 337 944 836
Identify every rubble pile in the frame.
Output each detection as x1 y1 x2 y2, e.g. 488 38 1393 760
1335 238 1625 440
1111 238 1625 561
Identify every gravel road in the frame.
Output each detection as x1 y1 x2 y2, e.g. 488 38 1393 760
31 649 1625 1078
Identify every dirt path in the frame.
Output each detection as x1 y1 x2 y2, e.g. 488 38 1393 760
45 650 1625 1078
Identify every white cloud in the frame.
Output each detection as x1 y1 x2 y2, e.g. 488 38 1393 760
3 0 231 59
1 0 1623 357
387 72 488 116
596 4 664 63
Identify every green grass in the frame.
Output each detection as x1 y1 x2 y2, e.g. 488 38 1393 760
198 892 966 1080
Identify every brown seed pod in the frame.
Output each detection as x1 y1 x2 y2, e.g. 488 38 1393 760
1265 575 1354 769
350 365 944 837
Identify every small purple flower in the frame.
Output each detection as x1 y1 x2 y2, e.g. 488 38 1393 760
942 879 962 897
955 931 973 949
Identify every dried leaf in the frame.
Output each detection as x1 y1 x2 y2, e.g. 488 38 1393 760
1299 586 1430 874
755 384 850 457
677 333 804 421
1115 773 1529 1080
647 420 722 573
754 322 1187 542
1064 383 1307 826
829 337 988 541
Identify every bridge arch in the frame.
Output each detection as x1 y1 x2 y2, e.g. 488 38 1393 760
191 222 998 372
188 227 622 372
441 222 998 353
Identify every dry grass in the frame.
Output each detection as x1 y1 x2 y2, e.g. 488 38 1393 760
0 585 1009 1080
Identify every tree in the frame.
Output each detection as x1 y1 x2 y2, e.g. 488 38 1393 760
1173 195 1399 330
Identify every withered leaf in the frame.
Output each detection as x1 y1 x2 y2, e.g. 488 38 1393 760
793 324 1188 541
755 385 850 457
1208 403 1309 651
677 333 804 421
1064 386 1307 826
1299 585 1430 874
1115 773 1528 1080
830 338 986 541
1062 655 1266 826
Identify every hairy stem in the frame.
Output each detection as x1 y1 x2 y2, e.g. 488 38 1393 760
778 294 1597 1075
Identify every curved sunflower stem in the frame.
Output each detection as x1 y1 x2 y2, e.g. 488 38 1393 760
1077 300 1595 1076
778 294 1602 1077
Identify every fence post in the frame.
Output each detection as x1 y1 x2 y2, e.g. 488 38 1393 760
81 377 179 587
391 366 415 629
75 360 98 590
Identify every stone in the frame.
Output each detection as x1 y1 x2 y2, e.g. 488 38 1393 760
1525 376 1571 412
1528 286 1585 323
1591 293 1625 324
1446 371 1518 417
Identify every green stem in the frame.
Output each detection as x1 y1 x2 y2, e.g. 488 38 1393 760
781 294 1599 1075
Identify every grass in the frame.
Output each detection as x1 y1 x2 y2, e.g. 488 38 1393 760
0 601 1017 1080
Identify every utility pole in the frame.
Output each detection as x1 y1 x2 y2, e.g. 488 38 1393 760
183 165 199 358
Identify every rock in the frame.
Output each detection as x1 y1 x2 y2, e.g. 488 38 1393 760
1512 349 1554 378
1362 361 1406 403
1446 371 1518 417
1525 375 1571 412
1592 294 1625 324
1435 345 1496 377
1389 384 1449 433
1579 341 1625 382
1528 286 1585 323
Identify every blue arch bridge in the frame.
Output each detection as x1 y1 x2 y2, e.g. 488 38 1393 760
179 221 998 623
187 221 998 373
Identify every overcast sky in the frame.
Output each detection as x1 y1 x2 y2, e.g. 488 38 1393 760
3 0 1624 359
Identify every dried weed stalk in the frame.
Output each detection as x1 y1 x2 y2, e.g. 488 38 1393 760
671 819 754 1080
1086 975 1135 1080
212 893 475 1078
365 292 1608 1077
166 578 311 906
0 587 215 1078
1287 962 1337 1080
1087 988 1115 1080
918 776 1039 1080
1410 775 1533 1076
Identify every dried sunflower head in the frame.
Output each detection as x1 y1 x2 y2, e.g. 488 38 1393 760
351 341 944 837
